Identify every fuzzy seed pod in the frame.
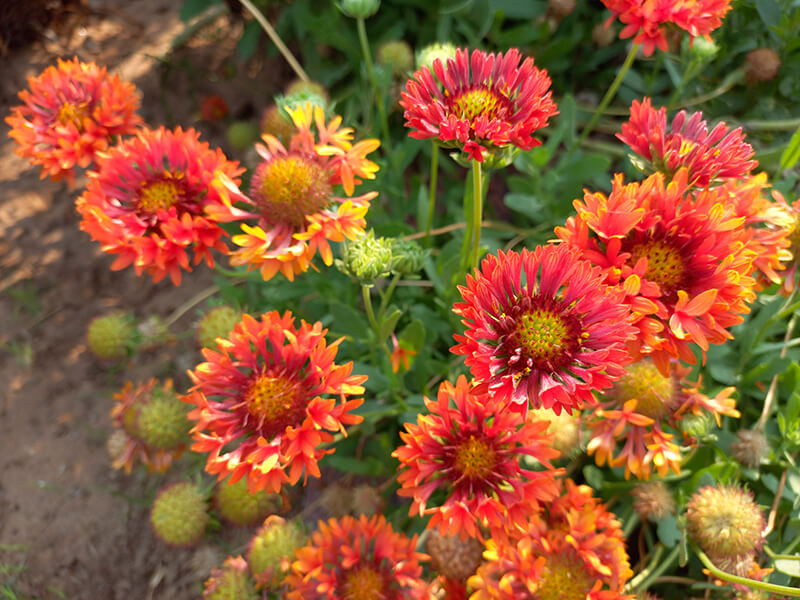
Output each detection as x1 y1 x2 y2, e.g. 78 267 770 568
202 556 258 600
196 306 242 349
137 387 190 451
260 104 295 142
247 516 306 589
426 529 484 582
319 481 354 518
377 40 414 77
547 0 576 19
731 429 769 469
215 478 281 526
745 48 781 83
352 484 383 517
529 407 581 456
632 480 675 521
150 482 209 547
686 485 765 559
87 311 135 360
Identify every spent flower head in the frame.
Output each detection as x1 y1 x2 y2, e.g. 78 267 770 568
202 556 258 600
150 482 209 547
247 516 306 590
686 485 765 559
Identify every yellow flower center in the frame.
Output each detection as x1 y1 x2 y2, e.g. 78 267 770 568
517 309 573 366
454 435 496 479
252 154 332 228
452 87 506 122
535 551 595 600
245 374 304 435
612 359 675 419
138 180 184 213
629 240 685 292
56 101 91 130
340 566 385 600
788 216 800 261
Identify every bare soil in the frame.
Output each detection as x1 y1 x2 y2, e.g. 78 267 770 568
0 1 290 597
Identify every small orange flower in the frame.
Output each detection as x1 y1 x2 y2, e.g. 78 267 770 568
183 311 366 494
76 126 244 285
209 103 379 281
390 333 416 373
393 376 561 542
286 514 432 600
6 57 141 186
586 358 739 479
469 480 633 600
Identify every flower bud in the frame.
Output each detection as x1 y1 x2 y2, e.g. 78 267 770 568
689 37 719 61
416 42 457 70
339 0 380 19
336 230 393 285
390 238 427 276
377 40 414 77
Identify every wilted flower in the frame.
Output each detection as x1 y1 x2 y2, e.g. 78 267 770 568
745 48 781 83
286 514 431 599
6 57 141 186
76 126 244 285
209 103 379 281
618 98 756 188
631 480 675 521
586 358 739 479
452 244 635 415
401 47 557 163
202 556 258 600
393 376 561 541
183 311 366 493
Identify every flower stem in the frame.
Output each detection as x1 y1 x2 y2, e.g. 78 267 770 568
629 544 677 592
238 0 309 82
577 42 640 146
356 17 391 152
695 547 800 597
423 143 439 247
469 159 484 270
377 273 401 320
362 284 380 337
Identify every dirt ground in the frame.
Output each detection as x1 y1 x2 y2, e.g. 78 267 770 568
0 1 291 597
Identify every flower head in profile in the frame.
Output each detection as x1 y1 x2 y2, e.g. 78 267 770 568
452 244 636 415
556 170 758 371
6 57 142 186
286 514 431 600
586 358 739 479
183 311 366 494
109 378 189 474
618 98 756 188
400 47 557 163
469 480 633 600
210 103 379 281
601 0 732 56
392 376 561 542
76 126 244 285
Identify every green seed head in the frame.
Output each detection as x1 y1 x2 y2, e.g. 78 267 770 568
216 478 282 526
87 312 135 360
150 482 209 547
247 516 306 589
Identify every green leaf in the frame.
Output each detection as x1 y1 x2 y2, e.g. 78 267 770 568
504 193 543 220
756 0 782 27
780 122 800 171
325 454 384 476
236 20 261 61
398 319 426 350
774 557 800 578
583 465 605 491
329 302 369 339
379 308 403 343
657 514 681 548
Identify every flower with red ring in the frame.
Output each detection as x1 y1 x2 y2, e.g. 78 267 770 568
209 103 379 281
452 244 636 415
601 0 732 56
400 47 557 163
76 126 244 285
183 311 366 494
200 94 228 121
586 358 739 479
286 514 432 600
469 479 633 600
6 57 142 187
392 375 561 542
618 98 757 188
556 169 759 372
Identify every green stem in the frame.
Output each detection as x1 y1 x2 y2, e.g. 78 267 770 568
356 17 391 151
469 160 484 270
630 545 678 592
578 42 640 147
377 273 401 321
238 0 309 82
695 547 800 597
743 117 800 131
424 144 439 248
622 512 640 538
361 285 380 337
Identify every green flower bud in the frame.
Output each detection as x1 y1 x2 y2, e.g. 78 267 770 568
416 42 457 70
389 238 427 276
377 40 414 77
689 36 719 61
339 0 380 19
273 90 329 117
336 230 393 285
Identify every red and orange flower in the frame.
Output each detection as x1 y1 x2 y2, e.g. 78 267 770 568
6 57 141 187
452 244 636 415
469 480 633 600
76 126 244 285
183 311 366 494
618 98 756 188
556 169 758 372
209 103 379 281
586 358 739 479
601 0 732 56
286 514 431 600
392 375 561 542
400 47 557 163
